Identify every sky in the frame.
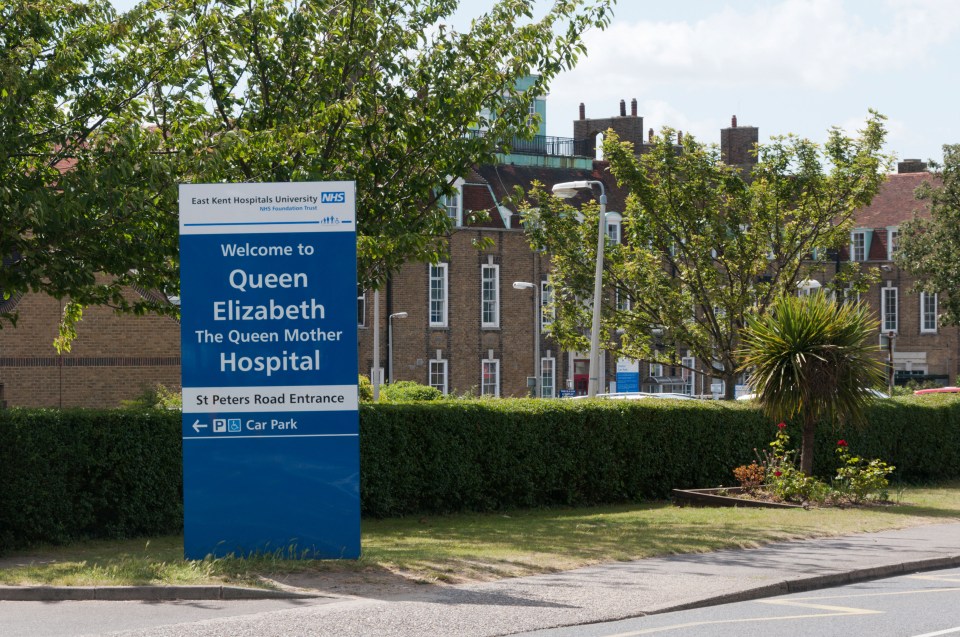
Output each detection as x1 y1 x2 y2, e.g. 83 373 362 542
110 0 960 166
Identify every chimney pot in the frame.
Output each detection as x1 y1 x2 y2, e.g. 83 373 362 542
579 103 585 120
619 99 626 117
678 130 683 143
648 128 654 142
731 115 738 128
631 98 637 117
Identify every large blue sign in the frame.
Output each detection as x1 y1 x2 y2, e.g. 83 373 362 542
179 182 358 560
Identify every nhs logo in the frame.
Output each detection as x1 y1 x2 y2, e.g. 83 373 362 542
321 191 346 204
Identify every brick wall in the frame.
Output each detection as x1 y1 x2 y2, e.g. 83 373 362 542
0 291 181 407
359 228 570 397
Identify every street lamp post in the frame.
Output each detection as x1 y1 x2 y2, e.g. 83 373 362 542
388 311 408 384
513 281 540 397
886 331 897 396
552 180 607 397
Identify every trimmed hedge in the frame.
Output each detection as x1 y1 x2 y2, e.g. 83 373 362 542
360 396 960 517
0 409 182 553
1 396 958 551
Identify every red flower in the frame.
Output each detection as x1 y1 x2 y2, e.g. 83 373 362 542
777 422 786 430
774 470 782 477
837 439 848 447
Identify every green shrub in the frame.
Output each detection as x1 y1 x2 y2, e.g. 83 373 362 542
0 409 182 553
379 380 443 402
120 384 182 410
1 394 957 551
358 374 373 402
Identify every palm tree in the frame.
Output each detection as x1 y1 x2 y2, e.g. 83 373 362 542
739 293 887 475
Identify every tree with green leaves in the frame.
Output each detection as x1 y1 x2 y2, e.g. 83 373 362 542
2 0 614 343
523 113 889 398
739 293 886 475
141 0 614 288
896 144 960 325
0 0 183 336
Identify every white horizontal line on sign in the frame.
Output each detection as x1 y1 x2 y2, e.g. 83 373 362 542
183 434 358 441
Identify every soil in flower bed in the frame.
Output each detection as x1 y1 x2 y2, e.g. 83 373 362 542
672 486 897 509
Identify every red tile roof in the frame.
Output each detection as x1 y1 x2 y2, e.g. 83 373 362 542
855 172 934 227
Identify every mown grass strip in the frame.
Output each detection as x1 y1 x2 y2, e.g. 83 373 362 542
1 482 957 589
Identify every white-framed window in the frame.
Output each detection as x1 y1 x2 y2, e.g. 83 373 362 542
481 263 500 328
429 263 448 327
527 99 537 128
606 212 622 245
838 286 861 305
921 292 938 334
482 356 500 397
616 289 631 312
540 281 553 331
541 355 556 398
357 286 366 327
441 177 464 226
681 356 697 395
649 362 663 377
850 230 867 262
887 226 899 261
429 355 448 395
882 285 898 333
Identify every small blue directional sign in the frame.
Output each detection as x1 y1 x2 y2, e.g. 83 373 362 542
179 181 359 560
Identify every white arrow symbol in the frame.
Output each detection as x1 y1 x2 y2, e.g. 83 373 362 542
192 419 208 433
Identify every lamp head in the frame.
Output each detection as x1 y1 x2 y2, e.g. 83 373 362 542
552 180 592 199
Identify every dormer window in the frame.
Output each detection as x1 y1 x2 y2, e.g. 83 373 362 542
849 228 875 262
606 212 622 244
851 230 866 261
441 178 464 226
887 226 899 261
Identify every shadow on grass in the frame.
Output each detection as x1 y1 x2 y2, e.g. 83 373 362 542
2 484 958 596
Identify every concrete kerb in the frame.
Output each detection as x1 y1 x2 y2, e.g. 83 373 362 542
0 584 323 602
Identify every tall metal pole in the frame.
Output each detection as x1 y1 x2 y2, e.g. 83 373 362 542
388 315 394 386
887 331 896 396
372 289 380 401
533 283 541 398
388 312 407 384
588 193 607 397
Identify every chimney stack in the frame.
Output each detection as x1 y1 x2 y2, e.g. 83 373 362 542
731 115 738 128
897 159 928 173
648 128 654 142
579 102 585 120
619 99 626 117
631 98 638 117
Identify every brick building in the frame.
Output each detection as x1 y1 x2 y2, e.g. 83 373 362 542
361 107 958 398
815 160 957 386
0 288 180 408
0 104 954 407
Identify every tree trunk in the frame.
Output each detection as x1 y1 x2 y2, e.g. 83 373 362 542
799 415 816 475
723 371 737 400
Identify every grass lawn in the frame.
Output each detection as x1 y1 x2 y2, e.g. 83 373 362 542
1 481 958 590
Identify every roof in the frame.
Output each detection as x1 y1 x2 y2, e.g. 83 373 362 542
855 172 935 227
474 162 629 214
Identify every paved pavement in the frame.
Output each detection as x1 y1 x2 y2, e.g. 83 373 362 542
2 522 959 636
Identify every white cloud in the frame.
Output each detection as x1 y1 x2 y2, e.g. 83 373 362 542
560 0 960 93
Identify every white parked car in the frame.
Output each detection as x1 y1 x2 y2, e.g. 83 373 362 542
566 392 696 401
736 389 888 401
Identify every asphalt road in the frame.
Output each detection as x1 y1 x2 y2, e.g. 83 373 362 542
518 566 960 637
2 523 959 637
0 597 328 637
